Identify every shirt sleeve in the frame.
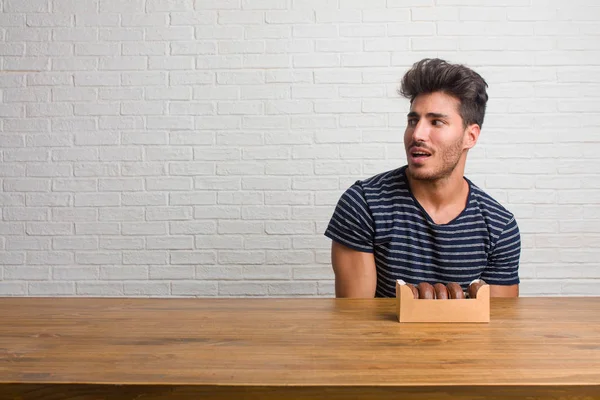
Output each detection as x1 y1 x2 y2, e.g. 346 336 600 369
481 216 521 285
324 182 375 253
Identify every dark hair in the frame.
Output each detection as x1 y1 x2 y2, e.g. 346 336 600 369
399 58 489 128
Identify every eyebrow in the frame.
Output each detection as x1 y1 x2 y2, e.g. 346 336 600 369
407 112 450 119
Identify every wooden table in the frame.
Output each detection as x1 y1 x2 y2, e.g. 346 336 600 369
1 297 599 399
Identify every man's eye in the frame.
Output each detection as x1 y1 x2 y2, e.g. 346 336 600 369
432 120 443 126
407 119 417 126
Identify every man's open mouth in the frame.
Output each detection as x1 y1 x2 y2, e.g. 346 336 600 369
411 150 432 159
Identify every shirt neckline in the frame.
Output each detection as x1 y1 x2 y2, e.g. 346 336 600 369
401 165 473 227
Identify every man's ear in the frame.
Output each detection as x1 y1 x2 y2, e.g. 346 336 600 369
463 124 480 150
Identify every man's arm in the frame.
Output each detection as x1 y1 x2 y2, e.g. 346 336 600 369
489 284 519 298
331 241 377 298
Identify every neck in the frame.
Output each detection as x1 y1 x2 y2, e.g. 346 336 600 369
406 165 468 212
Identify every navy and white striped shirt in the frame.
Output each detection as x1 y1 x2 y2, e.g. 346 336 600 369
325 166 521 298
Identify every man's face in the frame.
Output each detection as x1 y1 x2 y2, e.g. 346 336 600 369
404 91 469 181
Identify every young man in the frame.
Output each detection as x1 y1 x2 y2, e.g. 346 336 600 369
325 58 521 298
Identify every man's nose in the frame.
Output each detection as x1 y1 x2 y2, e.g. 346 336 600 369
411 121 428 142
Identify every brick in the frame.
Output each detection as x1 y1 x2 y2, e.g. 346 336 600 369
193 206 240 219
243 266 291 280
170 102 214 115
268 282 317 296
170 192 216 205
0 194 25 207
293 54 339 68
265 39 312 53
75 223 120 235
147 0 193 11
216 162 264 176
266 100 312 114
146 27 194 41
242 0 285 9
195 26 244 39
100 266 148 280
0 164 26 178
147 236 194 250
218 221 264 234
292 85 337 99
0 253 26 266
124 282 170 296
169 71 214 85
149 266 194 280
100 237 144 250
98 178 144 192
146 178 192 191
3 207 48 221
219 10 264 24
122 71 167 86
123 251 168 264
77 282 123 296
195 177 240 190
195 236 243 249
5 0 48 12
266 10 314 23
169 162 213 176
122 193 167 206
196 266 240 279
243 54 290 68
76 14 119 26
52 148 98 162
74 193 119 207
121 162 165 176
99 28 143 41
98 207 144 221
26 193 70 207
74 103 120 116
171 251 216 264
0 104 24 118
4 265 46 279
172 281 218 296
195 0 239 9
99 0 143 12
27 251 74 265
219 282 268 296
7 27 51 42
29 282 75 296
0 134 25 147
122 42 167 55
52 208 96 222
170 12 216 25
242 206 289 220
244 26 290 39
54 0 97 12
244 236 292 250
293 266 334 280
195 55 242 69
242 147 289 160
0 13 26 27
217 191 263 205
74 132 120 146
74 163 119 177
98 88 144 100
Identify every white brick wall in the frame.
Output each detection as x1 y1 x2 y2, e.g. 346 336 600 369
0 0 599 297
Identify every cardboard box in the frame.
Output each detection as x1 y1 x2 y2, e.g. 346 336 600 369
396 279 490 323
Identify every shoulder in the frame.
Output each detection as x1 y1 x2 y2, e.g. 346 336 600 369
353 166 407 196
467 178 517 230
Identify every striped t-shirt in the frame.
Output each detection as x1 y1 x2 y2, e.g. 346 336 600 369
324 166 521 298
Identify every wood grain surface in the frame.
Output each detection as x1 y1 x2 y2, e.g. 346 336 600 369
1 297 599 399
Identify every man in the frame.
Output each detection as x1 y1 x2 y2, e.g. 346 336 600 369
325 58 521 298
